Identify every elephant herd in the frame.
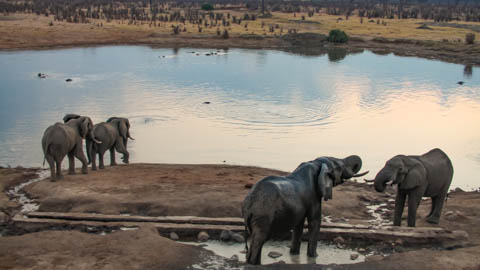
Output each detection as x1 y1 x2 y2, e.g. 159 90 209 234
243 149 453 264
41 115 454 265
41 114 134 181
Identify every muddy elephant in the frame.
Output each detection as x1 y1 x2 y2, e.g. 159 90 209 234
86 117 134 170
42 115 100 181
368 148 453 227
242 155 368 265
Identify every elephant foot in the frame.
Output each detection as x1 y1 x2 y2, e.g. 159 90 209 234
289 249 300 255
82 169 88 174
68 171 75 175
99 165 105 169
92 167 97 171
50 177 56 182
307 251 318 257
110 163 117 166
426 216 440 224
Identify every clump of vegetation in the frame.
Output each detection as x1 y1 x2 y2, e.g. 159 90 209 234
201 3 214 11
465 33 475 44
327 29 349 43
222 29 229 39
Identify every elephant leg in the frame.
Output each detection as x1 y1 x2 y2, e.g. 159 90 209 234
68 152 75 175
55 157 63 179
407 191 422 227
426 197 435 218
393 191 406 226
74 145 88 174
115 140 129 164
247 229 268 265
307 218 320 257
91 147 97 171
99 150 105 169
427 194 446 224
109 147 117 166
46 155 56 181
290 220 304 255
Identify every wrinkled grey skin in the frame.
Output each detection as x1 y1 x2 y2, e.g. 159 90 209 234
242 155 367 265
86 117 134 170
42 115 96 181
371 148 453 227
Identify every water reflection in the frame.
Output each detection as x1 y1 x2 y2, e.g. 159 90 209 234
0 46 479 189
464 64 473 78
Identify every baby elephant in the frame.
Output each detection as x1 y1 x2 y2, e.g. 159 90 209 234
87 117 134 170
42 115 100 181
242 155 368 265
368 148 453 227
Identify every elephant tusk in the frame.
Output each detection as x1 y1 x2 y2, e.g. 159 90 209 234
364 178 375 183
128 135 135 140
93 138 102 144
352 171 369 178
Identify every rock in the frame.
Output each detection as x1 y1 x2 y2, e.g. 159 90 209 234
457 81 464 85
198 244 208 248
169 232 179 240
350 254 359 260
203 101 211 104
333 236 345 245
454 187 465 192
0 212 6 223
65 78 72 82
268 251 283 259
276 260 286 264
395 239 404 246
358 248 366 253
197 231 209 242
244 183 253 189
229 255 239 262
239 249 246 254
366 255 384 262
444 210 467 221
220 230 232 241
231 233 245 243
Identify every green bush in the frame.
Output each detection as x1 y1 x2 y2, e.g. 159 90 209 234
327 29 349 43
201 3 214 11
465 33 475 44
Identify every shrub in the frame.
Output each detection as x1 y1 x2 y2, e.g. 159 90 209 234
466 33 475 44
201 3 214 11
327 29 349 43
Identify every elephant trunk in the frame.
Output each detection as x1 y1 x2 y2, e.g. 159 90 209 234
374 169 395 193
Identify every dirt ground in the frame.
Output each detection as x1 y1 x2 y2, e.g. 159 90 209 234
1 164 480 269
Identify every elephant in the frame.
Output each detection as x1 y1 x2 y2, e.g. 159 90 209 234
242 155 368 265
42 115 100 181
368 148 453 227
86 117 134 170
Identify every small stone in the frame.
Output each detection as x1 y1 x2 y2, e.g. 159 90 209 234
197 231 209 242
366 255 384 262
66 78 72 82
203 101 211 104
333 236 345 245
169 232 179 240
230 255 239 262
268 251 283 259
231 233 245 243
350 254 359 260
220 230 232 241
358 248 366 253
244 183 253 189
198 244 208 248
276 260 286 264
455 187 465 192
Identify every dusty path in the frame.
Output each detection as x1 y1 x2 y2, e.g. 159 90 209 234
1 165 480 269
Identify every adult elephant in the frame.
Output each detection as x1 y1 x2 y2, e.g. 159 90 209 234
42 115 100 181
368 148 453 227
87 117 134 170
242 155 368 265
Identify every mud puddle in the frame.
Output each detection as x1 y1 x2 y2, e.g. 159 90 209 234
6 169 49 213
184 240 366 265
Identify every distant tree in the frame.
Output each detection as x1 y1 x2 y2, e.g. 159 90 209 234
201 3 214 11
466 33 475 44
327 29 349 43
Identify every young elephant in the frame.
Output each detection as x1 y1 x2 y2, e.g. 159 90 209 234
87 117 134 170
368 148 453 227
242 155 368 265
42 115 100 181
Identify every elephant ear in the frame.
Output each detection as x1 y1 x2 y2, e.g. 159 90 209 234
317 163 333 201
63 114 81 123
118 119 128 141
398 163 425 190
79 117 90 139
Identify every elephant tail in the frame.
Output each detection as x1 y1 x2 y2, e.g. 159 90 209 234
244 214 252 254
42 142 51 167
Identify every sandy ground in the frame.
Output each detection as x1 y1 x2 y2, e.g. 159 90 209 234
0 13 479 65
1 164 480 269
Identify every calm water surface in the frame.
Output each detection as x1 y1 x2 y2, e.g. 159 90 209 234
0 46 479 189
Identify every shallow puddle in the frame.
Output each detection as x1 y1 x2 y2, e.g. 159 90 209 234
184 240 365 265
6 170 49 213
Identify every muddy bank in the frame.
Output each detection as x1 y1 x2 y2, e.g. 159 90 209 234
0 167 40 220
1 164 480 269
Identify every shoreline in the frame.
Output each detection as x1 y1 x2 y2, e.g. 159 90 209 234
1 36 479 66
